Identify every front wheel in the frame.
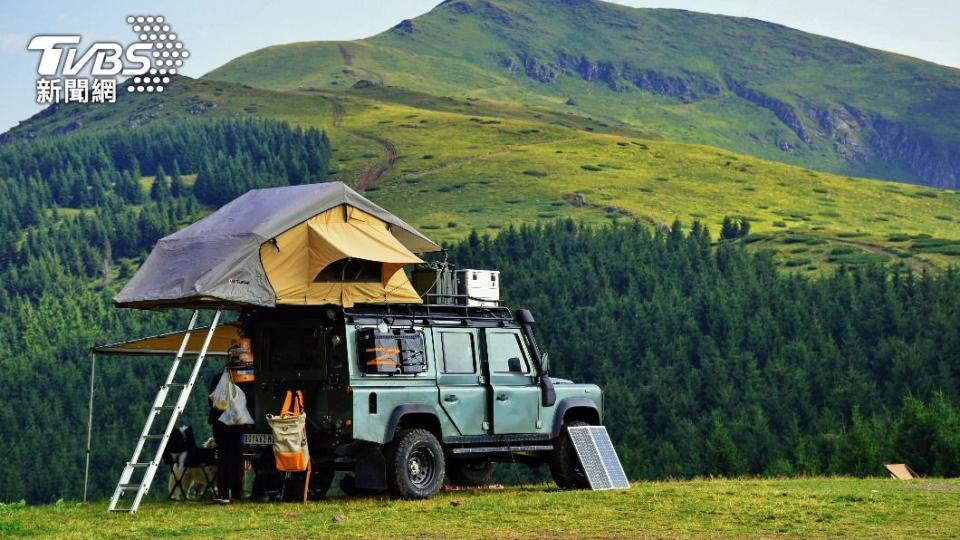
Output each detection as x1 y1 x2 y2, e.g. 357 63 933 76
385 428 446 499
549 421 590 489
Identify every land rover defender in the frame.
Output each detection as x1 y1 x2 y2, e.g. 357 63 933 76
240 302 603 499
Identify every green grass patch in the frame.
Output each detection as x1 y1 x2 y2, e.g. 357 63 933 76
912 237 960 256
781 235 826 245
827 250 886 265
5 480 960 538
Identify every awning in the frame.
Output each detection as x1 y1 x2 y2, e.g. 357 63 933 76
91 323 241 356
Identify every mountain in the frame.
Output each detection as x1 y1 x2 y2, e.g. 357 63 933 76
8 75 960 273
208 0 960 189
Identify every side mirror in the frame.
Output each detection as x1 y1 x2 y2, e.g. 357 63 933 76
508 357 522 372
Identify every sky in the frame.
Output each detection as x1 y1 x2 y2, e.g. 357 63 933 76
1 0 958 133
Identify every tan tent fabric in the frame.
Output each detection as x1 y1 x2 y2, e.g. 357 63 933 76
261 205 424 307
92 323 241 356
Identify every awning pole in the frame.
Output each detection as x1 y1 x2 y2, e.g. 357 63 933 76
83 352 96 503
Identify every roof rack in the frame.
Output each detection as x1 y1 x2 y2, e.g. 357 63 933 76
345 298 515 325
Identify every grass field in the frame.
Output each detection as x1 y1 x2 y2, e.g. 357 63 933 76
3 478 958 539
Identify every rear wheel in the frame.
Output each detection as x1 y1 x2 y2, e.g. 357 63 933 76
550 421 590 489
385 428 445 499
446 460 496 486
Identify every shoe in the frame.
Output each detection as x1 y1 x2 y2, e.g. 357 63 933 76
213 498 231 504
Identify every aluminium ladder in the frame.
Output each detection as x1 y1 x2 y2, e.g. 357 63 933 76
108 310 222 513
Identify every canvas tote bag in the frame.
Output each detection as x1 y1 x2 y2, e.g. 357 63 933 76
266 390 310 472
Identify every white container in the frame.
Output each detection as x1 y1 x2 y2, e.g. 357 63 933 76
456 269 500 307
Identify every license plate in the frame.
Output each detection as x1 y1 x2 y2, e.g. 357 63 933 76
243 433 274 446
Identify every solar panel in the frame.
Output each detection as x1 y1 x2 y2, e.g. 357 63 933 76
567 426 630 490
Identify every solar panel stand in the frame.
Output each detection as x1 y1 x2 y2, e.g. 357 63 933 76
567 425 630 490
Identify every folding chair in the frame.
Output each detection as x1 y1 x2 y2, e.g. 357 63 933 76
162 428 189 500
180 426 218 499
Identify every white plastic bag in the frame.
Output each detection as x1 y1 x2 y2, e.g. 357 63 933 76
219 376 255 426
209 370 230 411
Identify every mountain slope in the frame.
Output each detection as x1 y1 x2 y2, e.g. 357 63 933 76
7 76 960 272
207 0 960 188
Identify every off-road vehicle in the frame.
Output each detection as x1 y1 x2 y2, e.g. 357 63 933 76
240 302 603 499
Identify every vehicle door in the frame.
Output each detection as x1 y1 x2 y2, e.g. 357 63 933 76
485 329 540 434
252 320 330 431
434 328 490 436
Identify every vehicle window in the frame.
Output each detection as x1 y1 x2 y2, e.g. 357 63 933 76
487 332 530 374
440 332 476 374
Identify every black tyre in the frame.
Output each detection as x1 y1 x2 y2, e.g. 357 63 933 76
446 460 496 487
385 428 445 499
550 421 590 489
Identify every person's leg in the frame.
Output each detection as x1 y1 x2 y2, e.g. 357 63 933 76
212 422 231 500
228 427 244 499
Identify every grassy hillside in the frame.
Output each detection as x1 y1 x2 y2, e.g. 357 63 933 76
207 0 960 188
4 479 959 538
7 77 960 273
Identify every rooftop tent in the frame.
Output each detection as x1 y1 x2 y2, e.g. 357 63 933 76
261 204 424 306
114 182 440 309
92 323 241 356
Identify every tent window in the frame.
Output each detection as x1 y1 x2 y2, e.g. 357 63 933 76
314 258 381 283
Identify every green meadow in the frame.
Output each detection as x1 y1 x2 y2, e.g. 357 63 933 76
18 75 960 274
4 478 958 539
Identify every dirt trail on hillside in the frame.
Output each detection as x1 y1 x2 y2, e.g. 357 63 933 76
337 44 384 86
353 133 397 192
337 44 353 66
319 95 344 126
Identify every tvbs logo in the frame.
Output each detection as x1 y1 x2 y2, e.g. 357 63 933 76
28 15 189 104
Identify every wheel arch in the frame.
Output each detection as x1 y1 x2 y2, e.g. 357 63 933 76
551 397 601 438
383 404 443 443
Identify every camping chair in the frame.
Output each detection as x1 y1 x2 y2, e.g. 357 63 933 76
162 426 217 500
161 427 189 500
179 426 217 499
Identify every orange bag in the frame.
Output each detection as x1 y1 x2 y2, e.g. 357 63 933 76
266 390 310 472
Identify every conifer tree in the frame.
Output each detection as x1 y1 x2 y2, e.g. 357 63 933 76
150 165 171 201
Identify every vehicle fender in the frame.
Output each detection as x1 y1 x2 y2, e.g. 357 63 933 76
383 403 441 444
551 397 601 438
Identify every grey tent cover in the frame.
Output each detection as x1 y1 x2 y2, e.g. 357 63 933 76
114 182 439 309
